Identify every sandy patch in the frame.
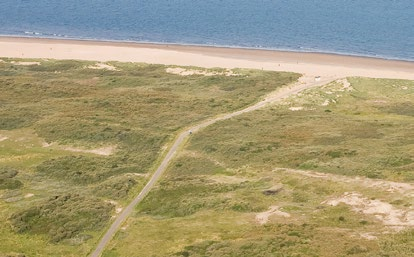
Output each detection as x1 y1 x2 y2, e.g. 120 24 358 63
359 232 378 240
371 99 388 104
321 99 330 106
41 141 53 147
87 62 119 71
24 193 34 198
166 67 239 77
319 78 353 100
0 136 8 142
63 146 115 156
209 175 248 184
256 206 291 225
337 78 353 91
289 106 304 111
181 150 224 167
323 192 414 230
106 200 118 205
105 200 123 215
262 184 284 195
42 141 116 156
10 61 40 65
131 173 148 177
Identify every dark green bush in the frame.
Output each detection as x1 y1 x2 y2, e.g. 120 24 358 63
9 194 113 242
0 179 23 190
0 167 19 179
0 167 23 190
0 109 40 130
36 155 119 184
172 223 317 257
94 176 137 199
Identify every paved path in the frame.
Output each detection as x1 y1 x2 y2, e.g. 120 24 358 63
89 75 335 257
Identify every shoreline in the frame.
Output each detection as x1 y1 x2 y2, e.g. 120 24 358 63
1 36 414 80
2 35 414 63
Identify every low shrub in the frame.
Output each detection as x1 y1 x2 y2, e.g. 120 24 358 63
9 194 113 242
0 167 23 190
94 176 137 199
36 155 119 184
172 223 317 257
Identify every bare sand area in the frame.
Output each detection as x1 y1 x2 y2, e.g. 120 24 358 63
0 37 413 80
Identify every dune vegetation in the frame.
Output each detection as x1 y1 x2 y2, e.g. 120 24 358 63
0 58 297 256
103 77 414 257
1 58 413 257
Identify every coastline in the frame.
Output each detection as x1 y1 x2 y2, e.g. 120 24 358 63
2 34 414 63
1 36 414 80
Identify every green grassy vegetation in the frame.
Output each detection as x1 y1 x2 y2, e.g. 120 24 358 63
103 77 414 256
0 167 22 190
187 78 414 181
10 194 113 243
0 58 297 256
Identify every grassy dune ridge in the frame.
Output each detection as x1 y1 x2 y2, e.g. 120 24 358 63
0 58 297 256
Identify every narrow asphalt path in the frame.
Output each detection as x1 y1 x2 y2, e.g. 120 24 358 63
89 75 336 257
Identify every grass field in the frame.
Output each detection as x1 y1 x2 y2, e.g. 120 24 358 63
102 77 414 257
0 58 298 256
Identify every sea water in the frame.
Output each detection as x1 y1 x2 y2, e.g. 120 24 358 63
0 0 413 61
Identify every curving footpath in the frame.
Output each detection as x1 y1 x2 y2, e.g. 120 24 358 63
89 75 336 257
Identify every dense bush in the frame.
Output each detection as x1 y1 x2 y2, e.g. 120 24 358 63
9 194 113 242
0 167 18 179
172 223 317 257
36 155 120 184
138 178 266 218
94 176 137 199
0 167 23 190
0 108 40 130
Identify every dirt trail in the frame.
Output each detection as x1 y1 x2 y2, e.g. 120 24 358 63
256 206 291 224
89 75 335 257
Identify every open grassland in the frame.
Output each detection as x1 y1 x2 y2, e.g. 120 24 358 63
185 78 414 181
103 78 414 257
0 58 298 256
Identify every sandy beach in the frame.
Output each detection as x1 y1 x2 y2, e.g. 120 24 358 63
0 36 413 80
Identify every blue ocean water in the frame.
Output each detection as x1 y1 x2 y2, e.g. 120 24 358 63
0 0 413 61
